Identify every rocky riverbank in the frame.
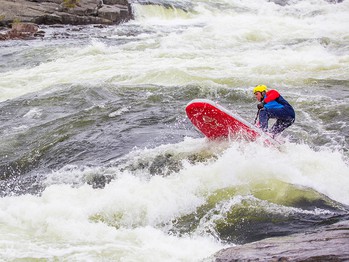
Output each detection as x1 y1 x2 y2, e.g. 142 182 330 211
213 220 349 261
0 0 133 40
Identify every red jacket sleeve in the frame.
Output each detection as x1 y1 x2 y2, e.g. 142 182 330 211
264 90 280 103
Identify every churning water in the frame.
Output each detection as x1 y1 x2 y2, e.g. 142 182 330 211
0 0 348 260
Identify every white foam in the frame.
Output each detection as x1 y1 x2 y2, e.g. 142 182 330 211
1 0 348 101
0 138 348 259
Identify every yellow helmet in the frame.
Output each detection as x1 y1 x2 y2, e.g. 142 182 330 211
253 85 267 94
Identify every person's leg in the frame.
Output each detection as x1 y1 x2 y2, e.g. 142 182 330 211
261 107 295 134
270 118 295 134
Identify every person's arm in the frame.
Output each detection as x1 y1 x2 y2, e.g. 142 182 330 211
264 90 280 103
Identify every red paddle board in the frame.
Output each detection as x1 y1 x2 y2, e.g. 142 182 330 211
186 99 279 145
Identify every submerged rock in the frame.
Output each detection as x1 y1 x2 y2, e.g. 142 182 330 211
213 220 349 261
0 22 41 40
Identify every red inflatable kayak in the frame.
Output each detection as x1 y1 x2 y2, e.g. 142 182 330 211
186 99 279 145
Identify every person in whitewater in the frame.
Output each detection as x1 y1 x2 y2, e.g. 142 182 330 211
253 85 295 136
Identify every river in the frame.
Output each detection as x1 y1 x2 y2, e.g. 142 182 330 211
0 0 348 260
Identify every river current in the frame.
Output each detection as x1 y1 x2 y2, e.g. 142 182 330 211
0 0 349 260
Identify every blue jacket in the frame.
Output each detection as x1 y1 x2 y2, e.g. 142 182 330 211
263 90 295 118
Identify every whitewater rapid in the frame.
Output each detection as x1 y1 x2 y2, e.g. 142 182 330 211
1 0 348 101
0 0 348 261
1 139 349 260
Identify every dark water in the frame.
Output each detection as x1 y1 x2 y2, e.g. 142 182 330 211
1 82 348 244
1 81 347 195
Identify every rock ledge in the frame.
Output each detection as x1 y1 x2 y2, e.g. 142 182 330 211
214 220 349 262
0 0 133 27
